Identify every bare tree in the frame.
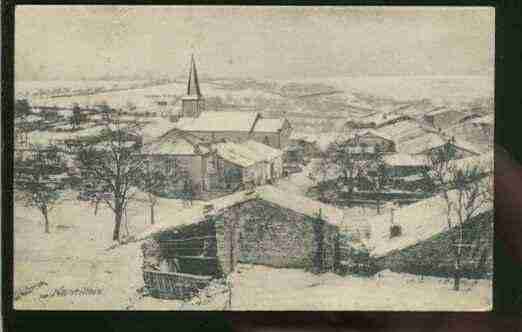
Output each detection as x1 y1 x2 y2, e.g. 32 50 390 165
319 136 366 200
69 105 144 242
422 147 489 291
449 165 489 290
15 145 67 234
137 160 169 225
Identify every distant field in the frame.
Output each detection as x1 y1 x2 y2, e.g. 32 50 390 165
16 75 494 136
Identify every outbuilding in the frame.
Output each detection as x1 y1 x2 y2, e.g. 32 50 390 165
137 186 347 299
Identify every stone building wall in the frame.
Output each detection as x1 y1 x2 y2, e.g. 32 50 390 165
214 199 339 272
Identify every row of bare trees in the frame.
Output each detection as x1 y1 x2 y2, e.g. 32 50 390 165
14 103 185 242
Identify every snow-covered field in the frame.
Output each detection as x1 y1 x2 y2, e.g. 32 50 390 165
14 75 494 310
14 188 492 311
16 75 493 136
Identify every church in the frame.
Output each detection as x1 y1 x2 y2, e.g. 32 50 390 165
171 56 292 150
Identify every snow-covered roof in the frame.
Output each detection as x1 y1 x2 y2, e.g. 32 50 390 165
136 185 349 240
214 141 262 168
367 177 493 258
470 114 494 125
177 111 259 132
377 119 427 143
27 126 107 145
383 153 426 167
243 140 283 160
137 190 257 240
143 128 210 155
214 140 282 168
140 119 178 143
256 185 346 226
398 133 447 154
425 108 460 116
358 129 394 143
253 118 287 133
364 113 413 127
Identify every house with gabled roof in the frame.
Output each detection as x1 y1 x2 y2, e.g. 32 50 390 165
348 129 396 153
137 185 350 299
141 129 218 197
398 133 480 159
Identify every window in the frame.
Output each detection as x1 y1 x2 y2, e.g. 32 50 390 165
165 158 176 176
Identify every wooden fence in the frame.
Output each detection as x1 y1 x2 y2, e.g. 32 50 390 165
143 270 213 300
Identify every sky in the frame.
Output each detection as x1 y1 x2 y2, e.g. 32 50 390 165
15 6 495 81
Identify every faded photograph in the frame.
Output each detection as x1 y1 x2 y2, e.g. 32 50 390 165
14 6 494 310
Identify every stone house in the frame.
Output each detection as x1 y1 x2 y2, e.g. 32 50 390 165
348 130 396 153
141 129 218 197
213 140 284 189
138 186 350 299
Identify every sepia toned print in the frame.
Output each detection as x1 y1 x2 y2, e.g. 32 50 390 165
14 6 494 310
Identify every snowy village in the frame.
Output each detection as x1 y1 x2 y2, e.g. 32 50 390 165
13 7 494 310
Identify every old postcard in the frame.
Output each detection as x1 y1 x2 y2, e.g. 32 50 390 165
14 6 494 310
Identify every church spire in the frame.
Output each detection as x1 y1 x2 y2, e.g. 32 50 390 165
187 54 201 96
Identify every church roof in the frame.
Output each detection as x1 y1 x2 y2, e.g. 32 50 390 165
187 54 201 96
253 118 287 133
177 111 260 132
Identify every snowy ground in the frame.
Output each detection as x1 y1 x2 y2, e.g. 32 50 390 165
14 188 492 311
120 264 492 311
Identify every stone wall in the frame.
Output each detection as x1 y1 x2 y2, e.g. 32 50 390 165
214 212 241 276
215 199 339 272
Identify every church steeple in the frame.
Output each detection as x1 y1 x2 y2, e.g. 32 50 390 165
180 54 205 118
187 54 201 96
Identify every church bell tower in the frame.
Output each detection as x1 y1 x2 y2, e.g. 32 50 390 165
181 55 205 118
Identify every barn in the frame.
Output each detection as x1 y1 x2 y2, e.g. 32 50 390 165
213 140 283 189
137 186 346 299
